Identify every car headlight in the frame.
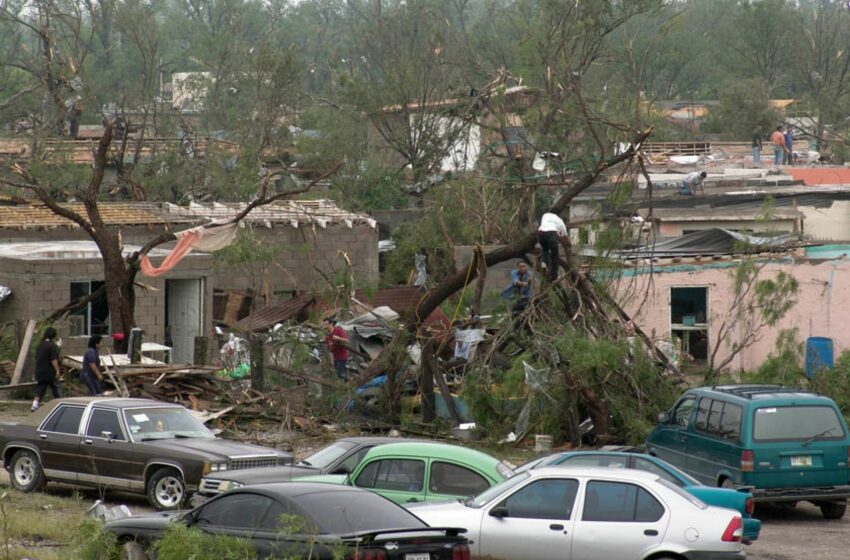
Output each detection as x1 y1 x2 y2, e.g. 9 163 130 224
220 481 243 492
203 462 229 475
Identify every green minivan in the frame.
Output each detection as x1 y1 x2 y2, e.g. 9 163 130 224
646 385 850 519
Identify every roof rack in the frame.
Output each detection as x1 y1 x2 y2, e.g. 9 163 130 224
710 385 816 399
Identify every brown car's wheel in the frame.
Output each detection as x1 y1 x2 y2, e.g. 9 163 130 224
9 449 45 492
147 467 186 511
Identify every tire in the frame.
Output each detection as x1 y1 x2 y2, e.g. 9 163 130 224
819 500 847 520
147 468 186 511
121 541 150 560
9 449 46 492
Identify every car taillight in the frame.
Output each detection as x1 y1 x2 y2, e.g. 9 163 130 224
745 497 755 516
452 544 471 560
741 449 754 472
721 516 743 542
347 550 387 560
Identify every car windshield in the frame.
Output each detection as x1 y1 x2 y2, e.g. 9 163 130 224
469 472 531 508
660 460 701 486
299 441 357 469
295 491 426 534
752 405 846 442
124 407 213 441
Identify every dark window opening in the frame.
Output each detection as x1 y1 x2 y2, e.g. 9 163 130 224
69 281 109 337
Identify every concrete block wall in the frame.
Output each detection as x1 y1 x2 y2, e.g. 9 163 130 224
212 223 379 298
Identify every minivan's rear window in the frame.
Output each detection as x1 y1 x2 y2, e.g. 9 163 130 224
753 406 846 442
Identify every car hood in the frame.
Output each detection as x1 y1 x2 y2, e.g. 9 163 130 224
142 438 290 461
208 465 321 484
294 473 348 484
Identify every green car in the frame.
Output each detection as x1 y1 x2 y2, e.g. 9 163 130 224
299 441 515 505
646 384 850 519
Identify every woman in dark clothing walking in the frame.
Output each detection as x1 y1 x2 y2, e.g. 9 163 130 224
32 327 62 411
81 335 104 396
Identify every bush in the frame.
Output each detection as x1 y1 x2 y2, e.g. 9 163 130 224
63 518 120 560
154 523 256 560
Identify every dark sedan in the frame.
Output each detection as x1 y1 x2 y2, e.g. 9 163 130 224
0 398 291 510
198 436 418 497
107 482 470 559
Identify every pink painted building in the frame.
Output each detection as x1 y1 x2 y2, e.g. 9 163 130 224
616 253 850 372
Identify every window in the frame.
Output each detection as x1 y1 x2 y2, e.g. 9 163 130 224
707 400 725 434
295 490 426 534
355 459 425 492
673 396 696 428
197 493 275 528
69 281 109 337
753 406 846 442
582 481 664 523
633 458 683 487
695 398 712 432
559 455 627 469
501 479 579 520
429 462 490 496
86 409 125 440
670 286 709 360
718 403 743 441
334 447 371 475
258 499 303 531
41 406 84 434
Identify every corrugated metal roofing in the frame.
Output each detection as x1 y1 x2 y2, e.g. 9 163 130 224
164 199 377 228
231 293 317 332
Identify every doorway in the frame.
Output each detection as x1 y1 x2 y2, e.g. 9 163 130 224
166 278 203 364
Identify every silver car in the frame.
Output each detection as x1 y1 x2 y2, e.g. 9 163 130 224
408 466 746 560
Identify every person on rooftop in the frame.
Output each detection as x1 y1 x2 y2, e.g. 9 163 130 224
679 171 707 196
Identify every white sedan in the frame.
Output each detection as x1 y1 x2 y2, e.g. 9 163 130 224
408 466 745 560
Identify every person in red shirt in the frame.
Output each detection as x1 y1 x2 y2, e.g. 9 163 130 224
770 125 787 166
323 318 349 379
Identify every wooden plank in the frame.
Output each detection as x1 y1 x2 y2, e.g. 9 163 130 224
11 319 37 386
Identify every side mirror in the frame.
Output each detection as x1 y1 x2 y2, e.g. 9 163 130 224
330 466 350 475
489 506 509 518
657 412 670 424
101 431 114 441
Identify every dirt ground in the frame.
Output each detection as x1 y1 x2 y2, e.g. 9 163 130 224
1 401 848 558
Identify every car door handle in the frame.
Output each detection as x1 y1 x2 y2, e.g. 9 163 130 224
82 439 93 445
39 434 47 440
644 529 659 536
549 524 565 531
406 498 420 503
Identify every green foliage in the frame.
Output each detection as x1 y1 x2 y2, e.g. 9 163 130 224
754 271 798 326
743 328 805 386
702 78 780 139
154 523 256 560
811 350 850 418
64 518 120 560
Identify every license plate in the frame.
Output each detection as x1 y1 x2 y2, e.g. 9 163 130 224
791 456 812 467
405 555 430 560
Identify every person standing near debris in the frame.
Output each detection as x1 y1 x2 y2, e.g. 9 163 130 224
784 125 794 165
751 127 763 163
679 171 707 196
81 335 104 396
771 125 786 165
31 327 62 411
501 260 534 316
323 318 349 380
537 210 568 282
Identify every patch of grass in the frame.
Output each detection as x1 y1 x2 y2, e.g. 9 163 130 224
1 490 88 545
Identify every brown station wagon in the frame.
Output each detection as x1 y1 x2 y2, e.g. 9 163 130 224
0 397 291 510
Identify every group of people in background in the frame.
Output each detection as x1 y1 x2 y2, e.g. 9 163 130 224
753 125 795 165
31 331 105 411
